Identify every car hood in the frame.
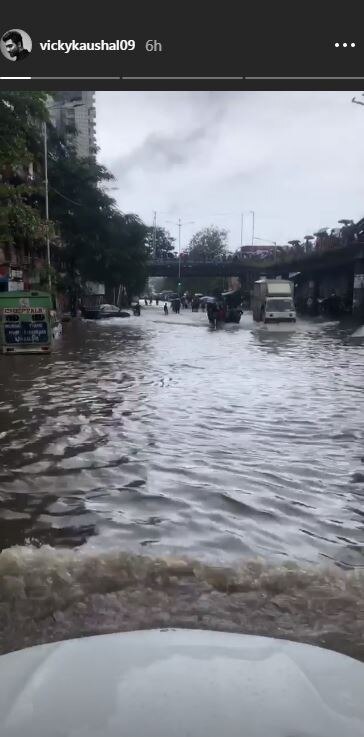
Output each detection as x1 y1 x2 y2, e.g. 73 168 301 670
0 629 363 737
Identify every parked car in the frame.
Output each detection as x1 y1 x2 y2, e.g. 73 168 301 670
82 304 130 320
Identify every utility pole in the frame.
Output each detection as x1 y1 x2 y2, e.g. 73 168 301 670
166 218 195 295
43 121 51 291
43 101 83 294
240 213 244 248
178 218 182 285
152 211 157 259
250 210 255 246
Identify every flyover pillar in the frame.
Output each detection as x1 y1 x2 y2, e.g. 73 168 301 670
273 270 290 280
306 277 320 316
352 257 364 319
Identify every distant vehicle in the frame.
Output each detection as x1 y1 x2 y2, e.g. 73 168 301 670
205 290 243 326
252 279 296 323
160 292 178 301
203 292 243 327
82 304 130 320
0 290 59 354
221 290 244 323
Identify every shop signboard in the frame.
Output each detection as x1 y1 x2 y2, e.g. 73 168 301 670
4 321 48 344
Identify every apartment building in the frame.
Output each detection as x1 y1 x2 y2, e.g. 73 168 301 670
48 91 97 158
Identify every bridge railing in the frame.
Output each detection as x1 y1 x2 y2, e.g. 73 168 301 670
148 238 363 270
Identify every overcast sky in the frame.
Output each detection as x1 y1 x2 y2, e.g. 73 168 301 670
96 91 364 251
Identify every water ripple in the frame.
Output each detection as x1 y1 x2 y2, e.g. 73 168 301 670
0 310 362 571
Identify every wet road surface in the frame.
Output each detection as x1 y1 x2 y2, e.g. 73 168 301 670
0 306 363 658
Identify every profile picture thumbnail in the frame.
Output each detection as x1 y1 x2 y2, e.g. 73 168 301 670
0 29 32 62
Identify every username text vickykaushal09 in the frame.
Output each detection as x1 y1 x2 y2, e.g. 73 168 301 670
39 39 136 54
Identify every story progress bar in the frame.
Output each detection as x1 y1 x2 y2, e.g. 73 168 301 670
0 76 120 80
2 75 364 81
0 75 243 80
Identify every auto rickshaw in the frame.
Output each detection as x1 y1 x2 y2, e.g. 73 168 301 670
205 290 243 326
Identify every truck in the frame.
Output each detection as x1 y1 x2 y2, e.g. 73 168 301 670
252 278 296 324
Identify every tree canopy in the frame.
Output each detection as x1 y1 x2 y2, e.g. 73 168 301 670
0 91 149 302
145 226 175 259
188 226 228 261
0 92 50 252
47 149 148 300
0 91 48 170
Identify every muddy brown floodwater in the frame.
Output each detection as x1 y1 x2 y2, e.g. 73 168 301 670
0 307 363 659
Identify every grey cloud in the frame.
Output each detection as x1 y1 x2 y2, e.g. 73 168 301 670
96 91 364 245
138 126 204 164
111 104 226 182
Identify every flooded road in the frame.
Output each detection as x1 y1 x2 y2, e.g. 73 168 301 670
0 307 363 658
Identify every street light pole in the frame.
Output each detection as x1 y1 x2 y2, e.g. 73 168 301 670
43 120 51 291
240 213 244 248
178 218 182 285
254 236 277 260
166 218 194 295
152 211 157 259
250 210 255 246
43 101 83 293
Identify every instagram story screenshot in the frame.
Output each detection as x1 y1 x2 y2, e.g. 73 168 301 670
0 8 363 737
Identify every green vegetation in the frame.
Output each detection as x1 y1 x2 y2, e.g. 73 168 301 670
181 226 230 294
0 91 149 304
0 92 49 253
188 226 228 262
145 226 175 260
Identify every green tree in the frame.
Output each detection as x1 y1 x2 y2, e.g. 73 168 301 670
103 213 148 302
145 226 176 259
0 91 149 305
188 226 228 261
0 91 50 255
0 91 48 169
47 151 114 278
47 143 148 303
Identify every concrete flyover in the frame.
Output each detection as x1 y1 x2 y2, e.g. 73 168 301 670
147 259 260 278
147 240 364 318
147 242 364 279
265 241 364 278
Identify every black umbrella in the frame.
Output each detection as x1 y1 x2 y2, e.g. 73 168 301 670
200 296 217 303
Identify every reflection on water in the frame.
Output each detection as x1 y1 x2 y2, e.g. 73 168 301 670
0 309 363 657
